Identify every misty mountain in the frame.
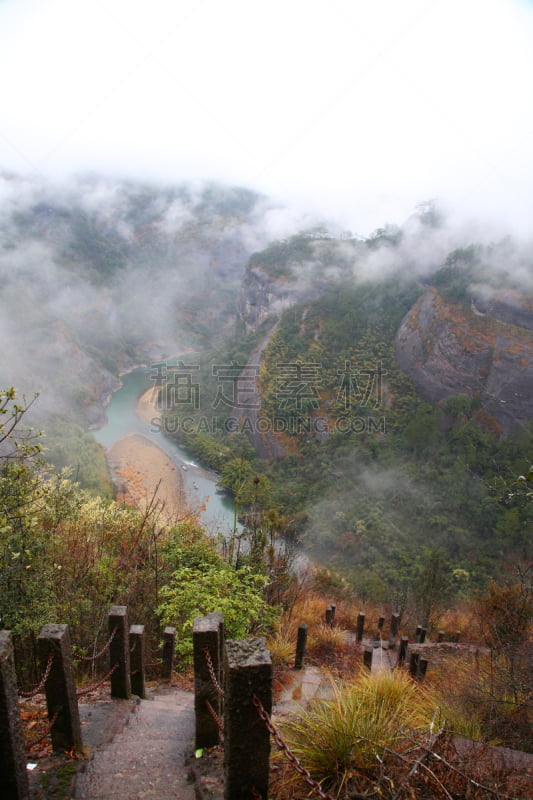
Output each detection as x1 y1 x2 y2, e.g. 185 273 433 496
1 171 532 455
0 173 279 428
223 232 533 592
238 227 533 434
1 170 531 589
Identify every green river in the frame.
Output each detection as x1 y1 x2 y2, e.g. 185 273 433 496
92 368 237 536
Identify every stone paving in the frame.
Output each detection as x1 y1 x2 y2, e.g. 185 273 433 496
274 645 393 717
274 665 333 715
73 645 395 800
75 689 195 800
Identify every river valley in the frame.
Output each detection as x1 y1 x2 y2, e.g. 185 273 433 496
92 368 237 536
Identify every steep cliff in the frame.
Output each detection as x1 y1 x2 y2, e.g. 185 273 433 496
238 263 309 333
395 288 533 433
238 234 360 334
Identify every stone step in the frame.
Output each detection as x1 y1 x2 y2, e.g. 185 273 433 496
75 690 195 800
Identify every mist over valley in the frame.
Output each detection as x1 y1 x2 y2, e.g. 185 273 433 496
0 170 531 600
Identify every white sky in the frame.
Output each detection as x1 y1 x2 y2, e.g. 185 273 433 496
1 0 533 236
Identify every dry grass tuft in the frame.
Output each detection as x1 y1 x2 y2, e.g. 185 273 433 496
274 670 435 798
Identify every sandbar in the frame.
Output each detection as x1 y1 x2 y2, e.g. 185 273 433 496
107 433 188 524
137 386 162 426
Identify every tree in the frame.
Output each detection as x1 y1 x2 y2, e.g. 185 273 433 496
0 388 49 636
414 549 451 628
474 564 533 748
0 387 42 459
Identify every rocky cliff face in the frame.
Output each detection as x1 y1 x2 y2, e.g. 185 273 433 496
395 288 533 433
237 234 363 334
238 265 308 333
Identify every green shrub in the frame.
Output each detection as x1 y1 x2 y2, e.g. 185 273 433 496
157 560 279 664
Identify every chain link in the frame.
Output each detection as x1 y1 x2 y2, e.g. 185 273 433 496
76 663 119 697
72 626 118 662
205 699 224 734
18 653 55 698
252 695 335 800
24 709 60 751
203 647 224 697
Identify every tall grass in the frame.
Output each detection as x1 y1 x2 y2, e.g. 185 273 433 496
277 670 436 797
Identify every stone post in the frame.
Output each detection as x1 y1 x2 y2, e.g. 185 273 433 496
398 636 409 666
409 652 420 679
224 638 272 800
325 607 333 627
419 627 427 644
207 611 225 691
193 616 221 749
389 612 400 649
330 604 336 625
0 631 30 800
363 646 373 671
37 624 82 752
415 625 422 643
418 658 429 681
356 612 365 643
129 625 146 699
109 605 131 699
294 623 307 670
378 615 385 632
162 626 176 680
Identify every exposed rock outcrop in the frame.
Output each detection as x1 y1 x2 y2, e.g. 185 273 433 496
237 235 359 334
395 288 533 433
238 265 302 333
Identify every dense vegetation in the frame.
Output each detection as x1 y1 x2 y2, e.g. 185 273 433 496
162 253 532 620
0 389 282 689
2 179 531 781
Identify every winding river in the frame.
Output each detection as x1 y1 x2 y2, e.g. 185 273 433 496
92 368 238 536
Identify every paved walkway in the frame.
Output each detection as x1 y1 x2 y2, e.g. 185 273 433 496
75 689 195 800
274 647 393 717
275 665 333 715
73 650 395 800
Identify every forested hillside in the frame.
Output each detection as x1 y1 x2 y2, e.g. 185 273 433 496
1 173 531 647
161 223 533 612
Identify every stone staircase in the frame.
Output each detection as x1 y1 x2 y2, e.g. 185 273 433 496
75 689 195 800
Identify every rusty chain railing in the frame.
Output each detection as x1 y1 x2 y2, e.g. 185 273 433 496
18 652 55 699
203 647 224 733
252 694 335 800
76 663 119 698
205 699 224 733
24 709 60 751
203 646 224 697
72 626 117 662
